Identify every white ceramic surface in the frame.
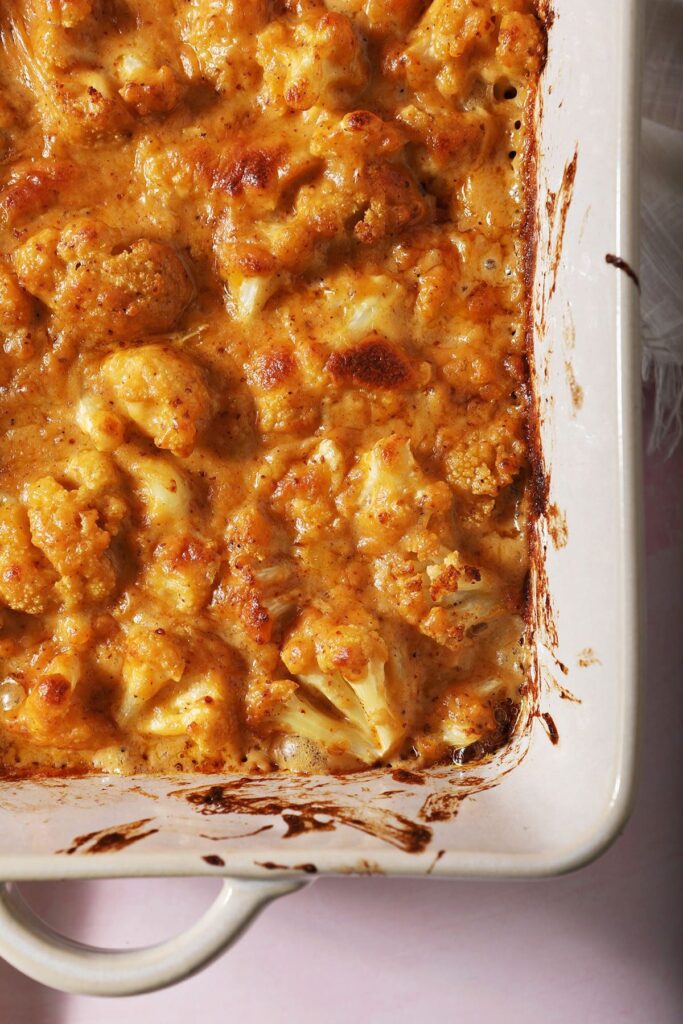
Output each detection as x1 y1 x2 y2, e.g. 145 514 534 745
0 0 643 997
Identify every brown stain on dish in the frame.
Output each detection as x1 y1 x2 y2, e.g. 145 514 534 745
557 683 581 703
562 306 582 414
546 150 578 303
605 254 640 290
199 824 274 841
529 530 558 651
547 503 568 549
282 812 335 838
564 360 584 413
172 779 433 853
202 854 225 867
256 861 318 874
540 711 560 745
577 647 601 668
391 768 426 786
128 784 160 801
59 817 159 855
336 858 386 875
419 791 463 823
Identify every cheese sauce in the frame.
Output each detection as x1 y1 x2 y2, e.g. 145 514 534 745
0 0 544 775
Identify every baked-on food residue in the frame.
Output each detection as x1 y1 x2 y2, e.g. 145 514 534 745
174 779 433 852
0 1 546 776
59 817 159 854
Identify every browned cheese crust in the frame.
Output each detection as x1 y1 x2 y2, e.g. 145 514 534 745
0 0 544 775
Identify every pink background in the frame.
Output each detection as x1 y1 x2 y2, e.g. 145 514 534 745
1 395 681 1024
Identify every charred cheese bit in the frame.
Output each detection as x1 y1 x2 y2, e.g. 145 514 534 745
326 334 413 389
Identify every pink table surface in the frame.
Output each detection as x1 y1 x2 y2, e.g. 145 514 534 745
1 395 681 1024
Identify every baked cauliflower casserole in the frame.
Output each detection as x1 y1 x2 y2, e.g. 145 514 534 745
0 0 544 775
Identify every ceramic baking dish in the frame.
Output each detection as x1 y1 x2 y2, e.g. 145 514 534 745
0 0 643 997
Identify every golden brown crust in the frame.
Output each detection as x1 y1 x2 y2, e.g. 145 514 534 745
0 0 543 776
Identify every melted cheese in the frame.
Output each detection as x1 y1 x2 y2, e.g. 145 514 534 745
0 0 544 775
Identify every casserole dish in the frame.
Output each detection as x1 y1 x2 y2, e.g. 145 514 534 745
0 0 643 996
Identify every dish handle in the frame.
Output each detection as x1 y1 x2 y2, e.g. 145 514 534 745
0 876 303 996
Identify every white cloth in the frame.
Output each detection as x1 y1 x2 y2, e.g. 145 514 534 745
641 0 683 453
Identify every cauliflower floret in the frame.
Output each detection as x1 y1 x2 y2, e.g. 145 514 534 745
495 10 545 73
256 9 368 111
374 547 508 650
100 344 213 457
213 506 300 645
117 625 186 725
9 0 189 138
76 395 126 452
23 451 127 608
13 219 193 343
308 111 430 246
396 102 499 191
326 0 424 35
0 159 75 229
0 502 57 614
179 0 269 96
224 269 285 322
342 432 517 650
390 0 497 101
271 439 346 542
244 345 321 436
213 113 429 316
413 679 522 765
341 434 452 555
110 441 217 613
116 59 183 117
144 532 220 614
389 1 543 105
118 627 242 758
63 449 127 529
437 400 526 499
0 262 39 370
4 647 99 749
269 603 421 765
6 2 132 141
42 0 94 29
331 272 411 344
437 680 504 749
113 445 193 529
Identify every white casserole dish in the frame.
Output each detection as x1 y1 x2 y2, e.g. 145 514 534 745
0 0 643 996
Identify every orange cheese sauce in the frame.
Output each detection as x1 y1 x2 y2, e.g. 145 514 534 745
0 0 544 775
